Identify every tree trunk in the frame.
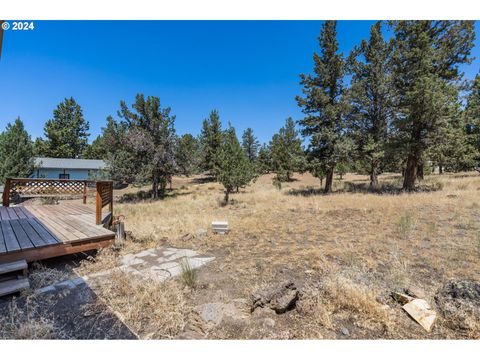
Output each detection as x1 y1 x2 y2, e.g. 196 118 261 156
339 173 343 180
370 170 378 187
152 180 158 199
439 164 443 174
324 168 334 193
320 176 323 187
403 154 419 191
417 162 424 180
224 190 230 204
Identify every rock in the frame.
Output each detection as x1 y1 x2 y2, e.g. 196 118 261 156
435 280 480 331
262 318 276 327
405 285 426 299
195 229 208 238
180 233 193 241
402 298 436 332
194 302 246 327
341 327 350 336
392 292 415 305
251 281 299 314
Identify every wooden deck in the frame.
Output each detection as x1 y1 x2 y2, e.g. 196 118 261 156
0 203 115 263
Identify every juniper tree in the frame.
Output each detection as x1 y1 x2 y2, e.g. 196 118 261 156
390 21 475 190
200 110 223 174
214 126 254 203
347 21 393 187
82 135 107 159
0 118 34 182
241 127 260 162
117 94 177 199
36 97 90 158
296 20 350 193
270 117 305 183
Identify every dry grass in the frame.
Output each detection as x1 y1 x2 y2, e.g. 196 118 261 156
8 171 479 339
0 297 59 339
92 270 190 339
103 171 480 338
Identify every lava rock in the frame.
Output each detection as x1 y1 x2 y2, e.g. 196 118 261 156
251 281 299 314
435 280 480 331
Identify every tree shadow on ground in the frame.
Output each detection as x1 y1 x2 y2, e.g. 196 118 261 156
189 175 216 184
118 188 192 204
287 180 443 197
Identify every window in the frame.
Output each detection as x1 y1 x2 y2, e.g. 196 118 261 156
59 173 70 179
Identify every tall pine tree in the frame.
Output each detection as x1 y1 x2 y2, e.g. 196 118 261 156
296 21 350 193
36 97 90 158
241 127 260 162
390 21 475 190
200 110 223 174
348 21 393 187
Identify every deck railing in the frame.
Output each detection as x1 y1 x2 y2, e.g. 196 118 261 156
1 178 114 226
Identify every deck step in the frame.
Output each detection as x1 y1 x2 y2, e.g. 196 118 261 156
0 278 30 297
0 260 28 276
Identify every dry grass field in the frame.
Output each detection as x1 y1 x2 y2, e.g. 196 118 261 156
2 171 480 339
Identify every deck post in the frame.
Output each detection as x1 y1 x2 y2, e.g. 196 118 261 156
83 181 88 204
2 178 11 207
95 182 102 225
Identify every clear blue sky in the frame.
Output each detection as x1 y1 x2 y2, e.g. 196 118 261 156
1 21 479 144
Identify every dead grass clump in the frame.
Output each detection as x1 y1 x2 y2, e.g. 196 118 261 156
0 298 58 339
29 262 71 289
299 274 393 335
95 271 189 338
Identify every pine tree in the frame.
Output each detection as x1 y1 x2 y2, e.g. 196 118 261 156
270 117 305 183
117 94 177 199
200 110 223 174
242 127 260 162
82 135 107 159
296 21 350 193
176 133 200 176
256 143 272 174
37 97 90 158
214 126 254 204
390 21 475 190
0 118 34 182
348 21 393 187
465 73 480 169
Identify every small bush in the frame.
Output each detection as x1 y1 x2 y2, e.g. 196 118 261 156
179 258 197 288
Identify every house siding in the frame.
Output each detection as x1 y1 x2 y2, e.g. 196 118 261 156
32 168 99 180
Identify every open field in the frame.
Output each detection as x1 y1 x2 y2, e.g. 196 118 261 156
2 171 480 339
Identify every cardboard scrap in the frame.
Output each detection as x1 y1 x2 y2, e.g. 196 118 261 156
402 298 436 332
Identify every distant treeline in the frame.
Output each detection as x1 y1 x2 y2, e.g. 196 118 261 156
1 21 479 200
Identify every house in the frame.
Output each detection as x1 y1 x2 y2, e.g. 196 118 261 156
32 157 107 180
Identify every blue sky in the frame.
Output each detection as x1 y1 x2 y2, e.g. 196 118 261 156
1 20 479 144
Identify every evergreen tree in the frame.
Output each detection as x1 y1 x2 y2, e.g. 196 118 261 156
270 117 305 183
214 126 254 203
117 94 177 198
296 21 350 193
256 143 272 174
37 97 90 158
242 127 260 162
465 73 480 168
176 133 200 176
0 118 34 182
348 21 393 187
82 135 107 159
200 110 223 174
390 21 475 190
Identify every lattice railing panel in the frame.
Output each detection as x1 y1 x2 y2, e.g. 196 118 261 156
10 179 87 197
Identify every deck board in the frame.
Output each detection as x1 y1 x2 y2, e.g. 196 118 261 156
0 203 114 263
